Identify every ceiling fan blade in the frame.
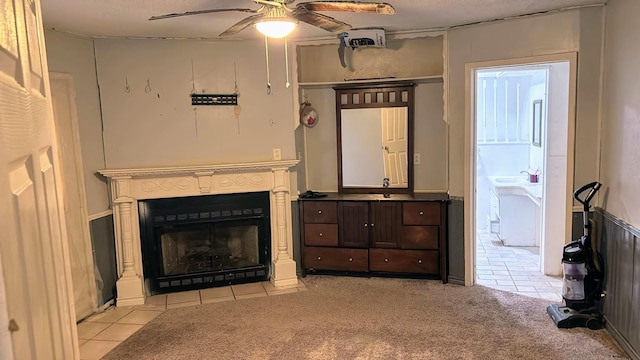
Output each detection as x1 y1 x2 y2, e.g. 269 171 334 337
296 1 395 15
292 10 351 33
219 14 266 37
149 8 259 21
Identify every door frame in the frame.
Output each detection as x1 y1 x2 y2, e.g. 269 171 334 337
50 72 98 319
464 53 578 286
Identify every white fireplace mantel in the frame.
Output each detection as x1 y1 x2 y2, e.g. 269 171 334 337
99 160 299 306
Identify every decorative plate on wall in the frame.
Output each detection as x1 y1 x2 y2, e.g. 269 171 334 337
300 101 318 128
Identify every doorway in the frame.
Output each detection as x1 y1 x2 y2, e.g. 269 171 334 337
464 54 578 299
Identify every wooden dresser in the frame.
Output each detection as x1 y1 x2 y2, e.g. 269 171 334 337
299 193 449 283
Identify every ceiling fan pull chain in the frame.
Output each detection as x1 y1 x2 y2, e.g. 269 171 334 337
284 36 290 88
264 36 271 95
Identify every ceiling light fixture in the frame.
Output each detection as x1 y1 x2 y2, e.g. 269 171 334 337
255 18 296 38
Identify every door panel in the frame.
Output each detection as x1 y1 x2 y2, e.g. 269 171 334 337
338 202 369 248
0 0 78 358
370 202 401 248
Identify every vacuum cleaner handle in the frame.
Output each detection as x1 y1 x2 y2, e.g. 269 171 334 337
574 181 602 212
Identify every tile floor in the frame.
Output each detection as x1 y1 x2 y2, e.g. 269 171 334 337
476 230 564 301
77 280 307 360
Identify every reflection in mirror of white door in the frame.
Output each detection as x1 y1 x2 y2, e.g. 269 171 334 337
341 107 408 188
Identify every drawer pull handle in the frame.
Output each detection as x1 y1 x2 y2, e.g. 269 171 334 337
317 256 322 261
364 223 368 227
319 233 323 237
318 210 323 214
419 211 424 216
418 259 423 264
371 223 375 227
348 257 353 262
384 258 389 262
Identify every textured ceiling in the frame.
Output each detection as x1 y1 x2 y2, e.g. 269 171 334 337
41 0 606 40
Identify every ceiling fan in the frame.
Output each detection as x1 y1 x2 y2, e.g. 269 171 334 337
149 1 396 38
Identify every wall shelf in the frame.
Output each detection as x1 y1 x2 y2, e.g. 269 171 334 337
298 75 443 89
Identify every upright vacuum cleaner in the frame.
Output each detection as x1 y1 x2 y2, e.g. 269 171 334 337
547 181 605 330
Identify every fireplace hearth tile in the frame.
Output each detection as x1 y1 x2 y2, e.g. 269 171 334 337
79 340 120 360
92 323 144 342
77 321 112 340
117 310 163 325
231 282 268 300
263 281 299 296
137 294 167 311
200 286 234 303
85 307 134 324
167 290 200 305
167 300 202 310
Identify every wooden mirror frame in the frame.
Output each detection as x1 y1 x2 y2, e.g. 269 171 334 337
335 82 415 195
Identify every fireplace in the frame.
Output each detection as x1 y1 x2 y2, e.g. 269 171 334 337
139 192 271 294
98 160 299 306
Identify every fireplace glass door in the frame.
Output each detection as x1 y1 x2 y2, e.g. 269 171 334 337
158 220 260 277
139 192 271 294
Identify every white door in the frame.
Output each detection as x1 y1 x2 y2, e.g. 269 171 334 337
50 73 98 321
0 0 78 358
381 107 408 187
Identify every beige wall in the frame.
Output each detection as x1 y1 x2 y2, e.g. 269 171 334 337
447 7 604 197
601 0 640 226
44 31 110 215
303 81 445 192
298 36 443 83
93 39 297 172
298 35 446 193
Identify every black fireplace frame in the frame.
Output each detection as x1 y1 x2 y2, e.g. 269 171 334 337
138 192 271 295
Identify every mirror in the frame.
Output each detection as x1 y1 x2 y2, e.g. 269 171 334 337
532 99 542 147
335 83 415 194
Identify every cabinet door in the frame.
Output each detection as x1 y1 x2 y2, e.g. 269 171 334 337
338 202 369 248
370 202 401 248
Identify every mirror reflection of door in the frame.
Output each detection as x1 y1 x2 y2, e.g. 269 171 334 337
381 107 408 186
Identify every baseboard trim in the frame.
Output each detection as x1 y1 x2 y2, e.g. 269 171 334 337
447 276 465 286
604 315 640 360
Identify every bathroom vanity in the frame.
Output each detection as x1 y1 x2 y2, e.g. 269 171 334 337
488 176 542 246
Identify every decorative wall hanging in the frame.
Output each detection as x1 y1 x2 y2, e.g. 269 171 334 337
300 101 318 128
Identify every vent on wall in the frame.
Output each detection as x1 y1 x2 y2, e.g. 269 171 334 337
191 93 238 106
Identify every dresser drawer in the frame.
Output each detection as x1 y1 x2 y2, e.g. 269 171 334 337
403 202 440 225
303 201 338 224
304 224 338 246
303 247 368 272
400 226 439 250
369 249 439 274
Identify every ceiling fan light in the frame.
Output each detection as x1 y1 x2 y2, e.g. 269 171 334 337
255 19 296 38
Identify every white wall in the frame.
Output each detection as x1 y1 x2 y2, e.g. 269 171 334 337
93 39 297 173
447 7 603 197
44 31 110 215
601 0 640 226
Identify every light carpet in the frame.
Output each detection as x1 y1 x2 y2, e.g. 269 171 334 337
103 276 628 360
